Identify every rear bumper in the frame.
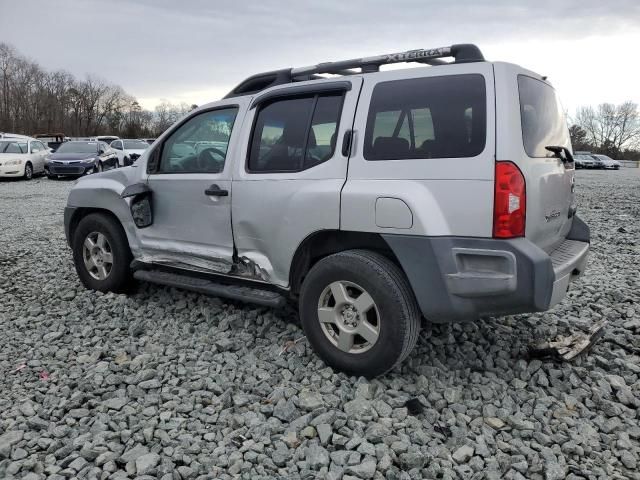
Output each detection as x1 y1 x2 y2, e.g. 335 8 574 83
382 215 590 322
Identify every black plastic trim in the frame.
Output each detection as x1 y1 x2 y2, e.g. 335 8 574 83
120 182 151 198
566 215 590 243
381 235 556 322
250 81 352 109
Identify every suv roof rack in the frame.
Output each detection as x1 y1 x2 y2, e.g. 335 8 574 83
225 44 484 99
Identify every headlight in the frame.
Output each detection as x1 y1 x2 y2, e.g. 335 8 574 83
5 159 23 166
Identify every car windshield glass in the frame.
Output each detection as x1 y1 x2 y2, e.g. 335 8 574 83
0 141 27 153
518 75 570 158
56 142 98 154
123 140 149 149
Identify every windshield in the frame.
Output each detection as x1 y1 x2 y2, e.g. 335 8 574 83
0 141 28 153
56 142 98 154
518 75 571 158
123 140 149 149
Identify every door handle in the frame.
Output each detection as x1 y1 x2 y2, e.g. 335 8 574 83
342 130 353 157
204 184 229 197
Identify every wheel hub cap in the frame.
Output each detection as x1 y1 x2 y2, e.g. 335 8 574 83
317 280 380 354
82 232 113 280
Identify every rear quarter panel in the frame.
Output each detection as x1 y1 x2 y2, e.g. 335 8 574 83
342 62 496 237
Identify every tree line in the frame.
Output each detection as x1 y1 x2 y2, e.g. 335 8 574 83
569 101 640 161
2 41 640 157
0 42 196 139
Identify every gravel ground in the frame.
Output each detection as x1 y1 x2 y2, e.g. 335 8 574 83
0 169 638 480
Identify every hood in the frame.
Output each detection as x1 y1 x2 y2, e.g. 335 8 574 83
48 152 97 161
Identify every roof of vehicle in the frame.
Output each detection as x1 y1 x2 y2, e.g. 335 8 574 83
225 44 485 99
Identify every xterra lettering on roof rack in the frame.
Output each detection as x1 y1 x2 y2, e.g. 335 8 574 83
224 43 485 98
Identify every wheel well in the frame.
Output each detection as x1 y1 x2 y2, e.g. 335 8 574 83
68 208 123 246
289 230 400 295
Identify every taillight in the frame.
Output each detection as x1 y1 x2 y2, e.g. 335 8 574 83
493 161 526 238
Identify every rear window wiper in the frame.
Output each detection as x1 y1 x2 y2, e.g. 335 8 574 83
545 145 574 165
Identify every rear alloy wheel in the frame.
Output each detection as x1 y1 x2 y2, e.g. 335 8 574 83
299 250 421 378
23 162 33 180
72 213 132 292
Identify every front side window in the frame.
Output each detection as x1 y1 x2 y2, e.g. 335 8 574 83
159 107 238 173
518 75 570 158
112 140 122 150
364 74 486 160
30 142 42 152
248 93 343 173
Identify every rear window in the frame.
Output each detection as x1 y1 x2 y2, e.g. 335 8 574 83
364 74 486 160
518 75 570 158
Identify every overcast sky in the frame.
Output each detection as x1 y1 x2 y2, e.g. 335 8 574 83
2 0 639 115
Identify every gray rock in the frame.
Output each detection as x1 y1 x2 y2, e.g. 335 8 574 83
120 444 149 463
345 455 377 478
306 445 330 469
273 398 298 422
0 431 24 458
452 445 474 463
344 397 374 420
298 389 324 411
136 452 160 475
317 424 332 445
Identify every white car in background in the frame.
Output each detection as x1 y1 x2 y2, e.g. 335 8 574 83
110 139 149 167
590 154 621 170
0 138 49 179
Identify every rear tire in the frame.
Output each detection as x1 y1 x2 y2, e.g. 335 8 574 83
72 213 132 293
299 249 421 378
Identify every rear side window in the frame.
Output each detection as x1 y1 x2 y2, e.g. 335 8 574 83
518 75 570 158
364 74 486 160
248 93 344 173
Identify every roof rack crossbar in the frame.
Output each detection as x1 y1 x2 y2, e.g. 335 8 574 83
224 44 484 98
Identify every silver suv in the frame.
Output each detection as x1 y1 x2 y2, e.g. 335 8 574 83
64 44 590 377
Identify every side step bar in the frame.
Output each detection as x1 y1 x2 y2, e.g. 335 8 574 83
133 270 287 308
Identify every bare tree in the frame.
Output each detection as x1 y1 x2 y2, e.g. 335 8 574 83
574 102 640 157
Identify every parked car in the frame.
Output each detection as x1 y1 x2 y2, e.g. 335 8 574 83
574 154 596 169
64 44 590 377
45 141 118 178
110 139 150 167
590 154 621 170
0 137 49 179
34 133 67 152
89 135 120 145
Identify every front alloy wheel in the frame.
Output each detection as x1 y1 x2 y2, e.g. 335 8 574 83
82 232 113 280
72 213 132 293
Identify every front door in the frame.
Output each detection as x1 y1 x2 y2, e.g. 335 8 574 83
139 104 243 274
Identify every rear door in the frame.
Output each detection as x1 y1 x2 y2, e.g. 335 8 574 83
232 79 362 286
494 63 574 252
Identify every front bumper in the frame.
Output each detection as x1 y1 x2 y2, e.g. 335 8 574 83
382 215 590 322
0 164 26 177
47 162 95 176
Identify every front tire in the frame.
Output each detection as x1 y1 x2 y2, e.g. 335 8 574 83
299 250 421 378
23 162 33 180
72 213 132 293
